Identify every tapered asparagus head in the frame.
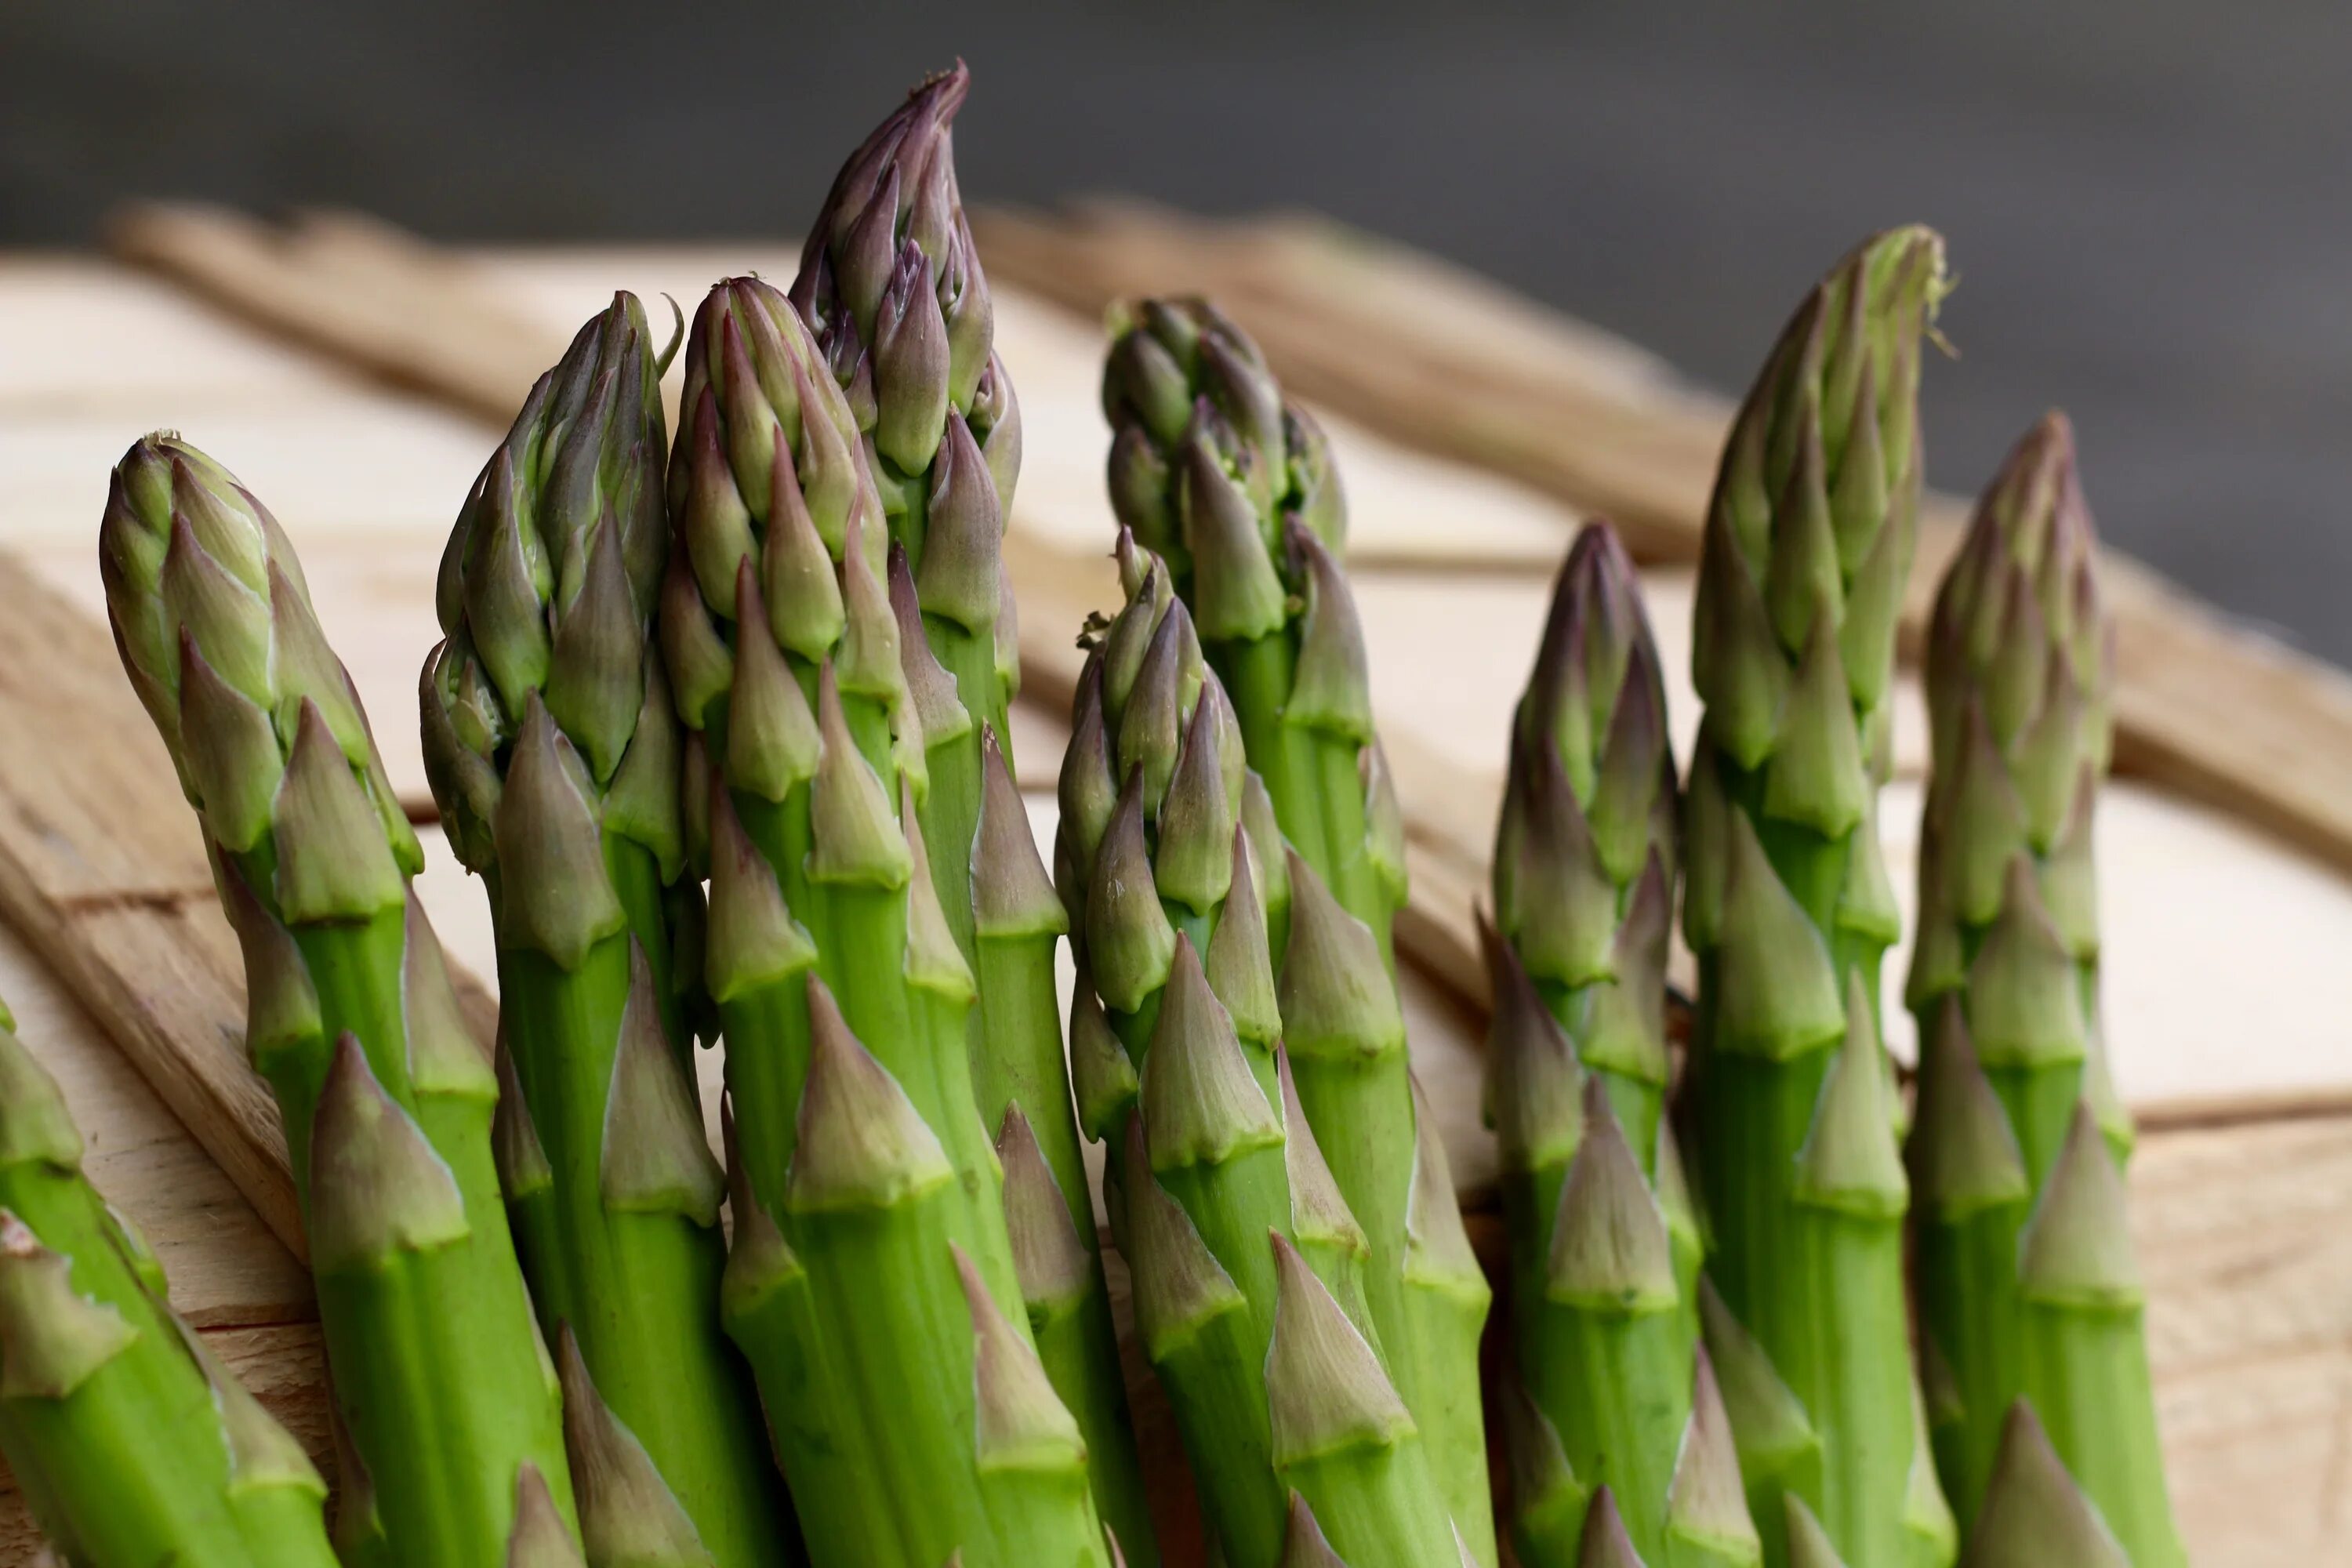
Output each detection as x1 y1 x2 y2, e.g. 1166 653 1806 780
1101 296 1345 590
1496 519 1677 995
791 60 1017 515
1692 227 1948 782
423 292 680 873
99 434 419 875
1910 412 2113 1004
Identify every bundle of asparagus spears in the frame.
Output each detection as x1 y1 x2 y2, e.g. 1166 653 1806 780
0 60 2187 1568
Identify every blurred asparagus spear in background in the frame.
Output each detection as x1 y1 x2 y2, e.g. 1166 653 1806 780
0 1000 339 1567
100 436 574 1566
1486 523 1755 1568
1101 296 1494 1567
790 68 1151 1553
1906 416 2183 1566
423 294 797 1566
1678 230 1956 1568
662 274 1113 1568
1060 535 1464 1567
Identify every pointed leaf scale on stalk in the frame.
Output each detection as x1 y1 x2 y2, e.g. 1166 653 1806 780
1285 523 1374 742
1278 1492 1351 1568
807 664 914 888
1663 1348 1763 1563
557 1328 714 1566
1070 984 1142 1147
703 782 818 1003
1709 811 1844 1059
1782 1497 1849 1568
1906 1001 2030 1220
1087 774 1178 1015
1695 1279 1819 1490
1545 1078 1675 1312
600 944 724 1222
1122 1119 1247 1359
495 696 629 970
273 700 406 924
1206 830 1282 1046
786 979 953 1213
892 548 975 750
1141 938 1283 1171
0 1217 136 1400
1265 1231 1415 1465
1180 430 1287 642
998 1108 1091 1316
1576 1489 1645 1568
2016 1104 2143 1309
507 1465 589 1568
542 516 644 785
1156 688 1239 919
213 850 321 1074
1959 1405 2129 1568
1480 915 1585 1174
495 1035 556 1201
176 630 281 854
975 727 1065 939
764 432 847 662
1279 1047 1367 1262
919 412 1004 633
402 893 497 1100
1500 1381 1587 1547
1277 851 1405 1062
1792 974 1909 1218
0 1032 82 1171
1404 1073 1485 1299
901 777 978 1004
724 563 822 804
954 1243 1090 1473
307 1036 470 1273
1760 608 1867 840
1965 858 2087 1069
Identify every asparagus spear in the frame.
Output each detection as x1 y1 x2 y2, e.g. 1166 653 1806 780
1059 535 1456 1566
1679 230 1955 1568
1100 297 1494 1566
1487 524 1754 1567
1955 1403 2131 1568
0 1000 337 1566
663 276 1112 1568
789 67 1151 1555
423 294 796 1566
100 436 575 1566
1905 416 2181 1566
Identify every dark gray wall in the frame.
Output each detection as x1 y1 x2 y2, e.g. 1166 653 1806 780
8 2 2349 661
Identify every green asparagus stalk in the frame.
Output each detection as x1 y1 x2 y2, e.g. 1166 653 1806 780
1904 416 2180 1566
662 274 1111 1568
0 1001 337 1566
100 436 575 1566
423 293 795 1566
1679 230 1955 1568
1484 528 1755 1567
789 69 1150 1551
1100 297 1494 1566
1059 535 1465 1566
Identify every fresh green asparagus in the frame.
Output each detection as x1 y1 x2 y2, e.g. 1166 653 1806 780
1058 534 1463 1566
1905 416 2180 1566
1953 1403 2133 1568
0 1000 337 1566
789 67 1150 1552
423 293 796 1566
663 273 1112 1568
1100 296 1494 1566
1679 230 1955 1568
100 435 575 1566
1487 522 1753 1567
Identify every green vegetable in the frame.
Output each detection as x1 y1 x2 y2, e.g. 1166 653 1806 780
0 1000 337 1566
1100 298 1493 1566
790 67 1150 1554
1679 230 1955 1568
424 293 797 1566
1906 416 2181 1566
1058 535 1461 1566
1488 524 1753 1566
663 274 1112 1568
100 435 575 1566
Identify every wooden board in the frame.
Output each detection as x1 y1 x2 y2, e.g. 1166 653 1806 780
2 216 2349 1563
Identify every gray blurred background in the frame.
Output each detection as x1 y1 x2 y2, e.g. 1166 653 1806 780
7 1 2348 661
